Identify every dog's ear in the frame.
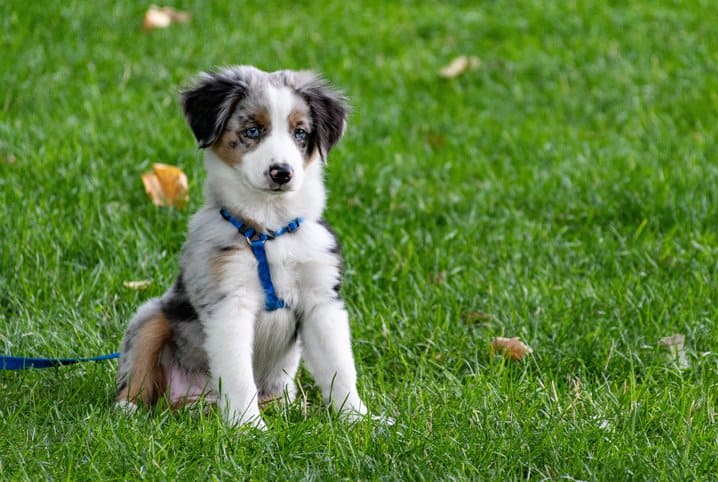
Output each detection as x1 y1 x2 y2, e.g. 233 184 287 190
292 72 349 162
181 70 249 148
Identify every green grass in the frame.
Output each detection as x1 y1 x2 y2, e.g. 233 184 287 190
2 0 718 479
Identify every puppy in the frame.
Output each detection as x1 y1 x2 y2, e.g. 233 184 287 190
116 66 371 429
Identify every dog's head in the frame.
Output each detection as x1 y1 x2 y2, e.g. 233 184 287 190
181 66 348 194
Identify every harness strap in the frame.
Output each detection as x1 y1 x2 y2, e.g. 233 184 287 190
0 352 119 370
219 208 302 311
250 239 286 311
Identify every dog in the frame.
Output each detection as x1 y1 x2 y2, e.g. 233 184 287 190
116 66 374 429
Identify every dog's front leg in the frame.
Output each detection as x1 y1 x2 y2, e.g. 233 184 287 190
300 300 368 420
202 300 264 429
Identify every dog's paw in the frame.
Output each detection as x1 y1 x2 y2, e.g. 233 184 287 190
223 406 267 431
233 414 267 431
251 417 268 431
114 400 138 414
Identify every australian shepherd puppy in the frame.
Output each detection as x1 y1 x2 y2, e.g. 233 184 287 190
116 66 373 429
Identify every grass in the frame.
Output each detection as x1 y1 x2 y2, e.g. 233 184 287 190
1 0 718 479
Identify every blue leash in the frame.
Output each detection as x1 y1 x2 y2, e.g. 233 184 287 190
219 208 302 311
0 352 119 370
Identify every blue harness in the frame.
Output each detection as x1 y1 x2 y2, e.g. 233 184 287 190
219 207 302 311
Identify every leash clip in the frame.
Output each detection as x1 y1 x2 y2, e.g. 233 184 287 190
246 236 267 247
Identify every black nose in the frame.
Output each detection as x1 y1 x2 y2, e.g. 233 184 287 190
269 163 293 185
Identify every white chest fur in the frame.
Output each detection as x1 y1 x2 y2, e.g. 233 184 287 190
217 221 340 309
181 211 341 359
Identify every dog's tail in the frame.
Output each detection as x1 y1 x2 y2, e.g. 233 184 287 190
116 299 171 407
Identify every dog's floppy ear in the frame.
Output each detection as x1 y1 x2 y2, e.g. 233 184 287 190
181 70 249 148
292 72 349 162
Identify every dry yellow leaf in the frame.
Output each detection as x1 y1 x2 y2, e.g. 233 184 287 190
491 336 533 360
143 5 191 31
141 163 189 208
439 55 480 79
123 280 152 290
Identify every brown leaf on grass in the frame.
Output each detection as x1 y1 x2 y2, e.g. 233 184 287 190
429 271 447 284
659 333 689 370
464 311 493 323
143 5 191 31
439 55 480 79
491 336 533 360
425 133 446 149
123 280 152 290
141 163 189 208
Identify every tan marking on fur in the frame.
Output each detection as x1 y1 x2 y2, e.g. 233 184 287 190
211 245 243 281
305 147 321 167
253 107 270 130
212 131 243 166
288 105 314 167
116 313 171 406
288 106 310 131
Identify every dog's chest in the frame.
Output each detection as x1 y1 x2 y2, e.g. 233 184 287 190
228 224 339 372
264 226 338 305
217 221 340 310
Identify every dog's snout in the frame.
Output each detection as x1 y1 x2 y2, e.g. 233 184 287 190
269 163 293 185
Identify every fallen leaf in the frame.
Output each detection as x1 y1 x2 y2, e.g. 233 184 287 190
141 163 189 208
123 280 152 290
429 271 447 284
143 5 191 31
425 133 446 149
491 336 533 360
659 333 689 370
464 311 493 323
439 55 480 79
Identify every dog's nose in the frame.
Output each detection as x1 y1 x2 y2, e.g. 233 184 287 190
269 163 293 185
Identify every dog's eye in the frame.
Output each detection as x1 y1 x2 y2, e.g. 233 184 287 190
244 127 261 139
293 128 307 142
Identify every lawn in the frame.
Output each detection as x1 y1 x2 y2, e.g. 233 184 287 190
1 0 718 479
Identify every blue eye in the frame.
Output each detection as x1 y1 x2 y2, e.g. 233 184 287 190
244 127 261 139
294 128 307 142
